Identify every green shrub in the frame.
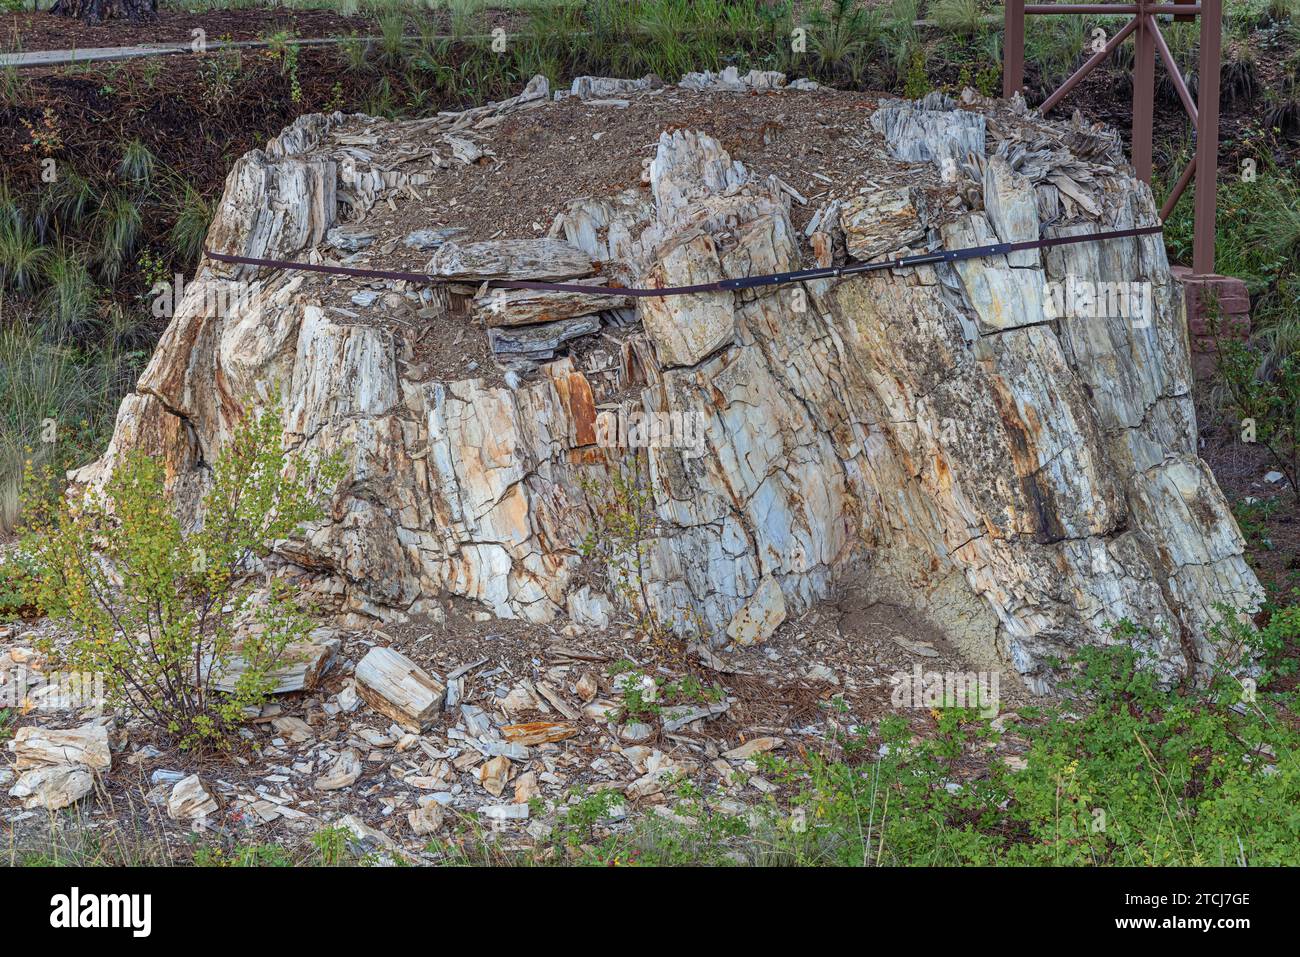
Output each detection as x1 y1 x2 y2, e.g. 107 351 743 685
903 47 930 98
116 139 155 190
92 190 142 284
806 0 884 79
165 180 216 268
23 403 341 749
585 633 1300 867
0 549 42 620
0 213 47 295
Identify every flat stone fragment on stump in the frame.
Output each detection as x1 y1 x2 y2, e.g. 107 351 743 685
471 279 630 327
429 238 594 281
638 231 735 366
841 187 926 261
356 646 446 733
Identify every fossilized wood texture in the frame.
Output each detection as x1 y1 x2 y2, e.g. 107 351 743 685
79 84 1261 690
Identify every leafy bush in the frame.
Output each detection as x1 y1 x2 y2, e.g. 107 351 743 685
777 643 1300 866
0 549 42 620
23 403 341 749
580 458 662 639
580 634 1300 867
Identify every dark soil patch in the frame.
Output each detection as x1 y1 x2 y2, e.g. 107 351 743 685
3 6 538 52
1197 405 1300 604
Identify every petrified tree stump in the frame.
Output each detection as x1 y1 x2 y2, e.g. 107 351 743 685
78 76 1261 690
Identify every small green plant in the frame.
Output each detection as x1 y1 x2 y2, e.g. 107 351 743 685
141 58 162 90
957 62 1002 98
1232 497 1280 549
580 456 663 640
805 0 883 81
554 787 625 849
310 826 351 866
116 139 155 189
376 9 410 67
903 47 930 99
196 42 242 106
338 32 371 74
0 214 48 295
165 179 216 268
24 402 342 749
929 0 986 38
135 247 169 292
92 190 142 283
265 31 303 105
192 841 293 867
1211 600 1300 683
40 248 98 337
325 81 346 113
608 661 722 722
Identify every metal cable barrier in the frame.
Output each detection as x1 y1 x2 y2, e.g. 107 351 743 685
203 223 1165 299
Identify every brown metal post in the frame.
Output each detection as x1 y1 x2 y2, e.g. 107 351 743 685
1004 0 1025 99
1131 10 1155 182
1193 0 1221 275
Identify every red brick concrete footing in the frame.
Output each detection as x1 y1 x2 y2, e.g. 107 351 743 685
1171 266 1251 379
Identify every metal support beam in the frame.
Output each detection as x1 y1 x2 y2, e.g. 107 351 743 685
1160 156 1197 220
1150 13 1198 123
1193 0 1221 274
1132 11 1155 182
1024 3 1201 12
1004 0 1025 98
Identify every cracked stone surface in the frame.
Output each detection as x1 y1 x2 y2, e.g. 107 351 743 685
77 79 1261 691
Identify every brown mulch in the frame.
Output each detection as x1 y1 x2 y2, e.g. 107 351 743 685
307 85 956 384
343 87 899 258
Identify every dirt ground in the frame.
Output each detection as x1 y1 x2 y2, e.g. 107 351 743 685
0 571 1036 862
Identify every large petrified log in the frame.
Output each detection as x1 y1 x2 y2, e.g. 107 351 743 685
78 77 1261 691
